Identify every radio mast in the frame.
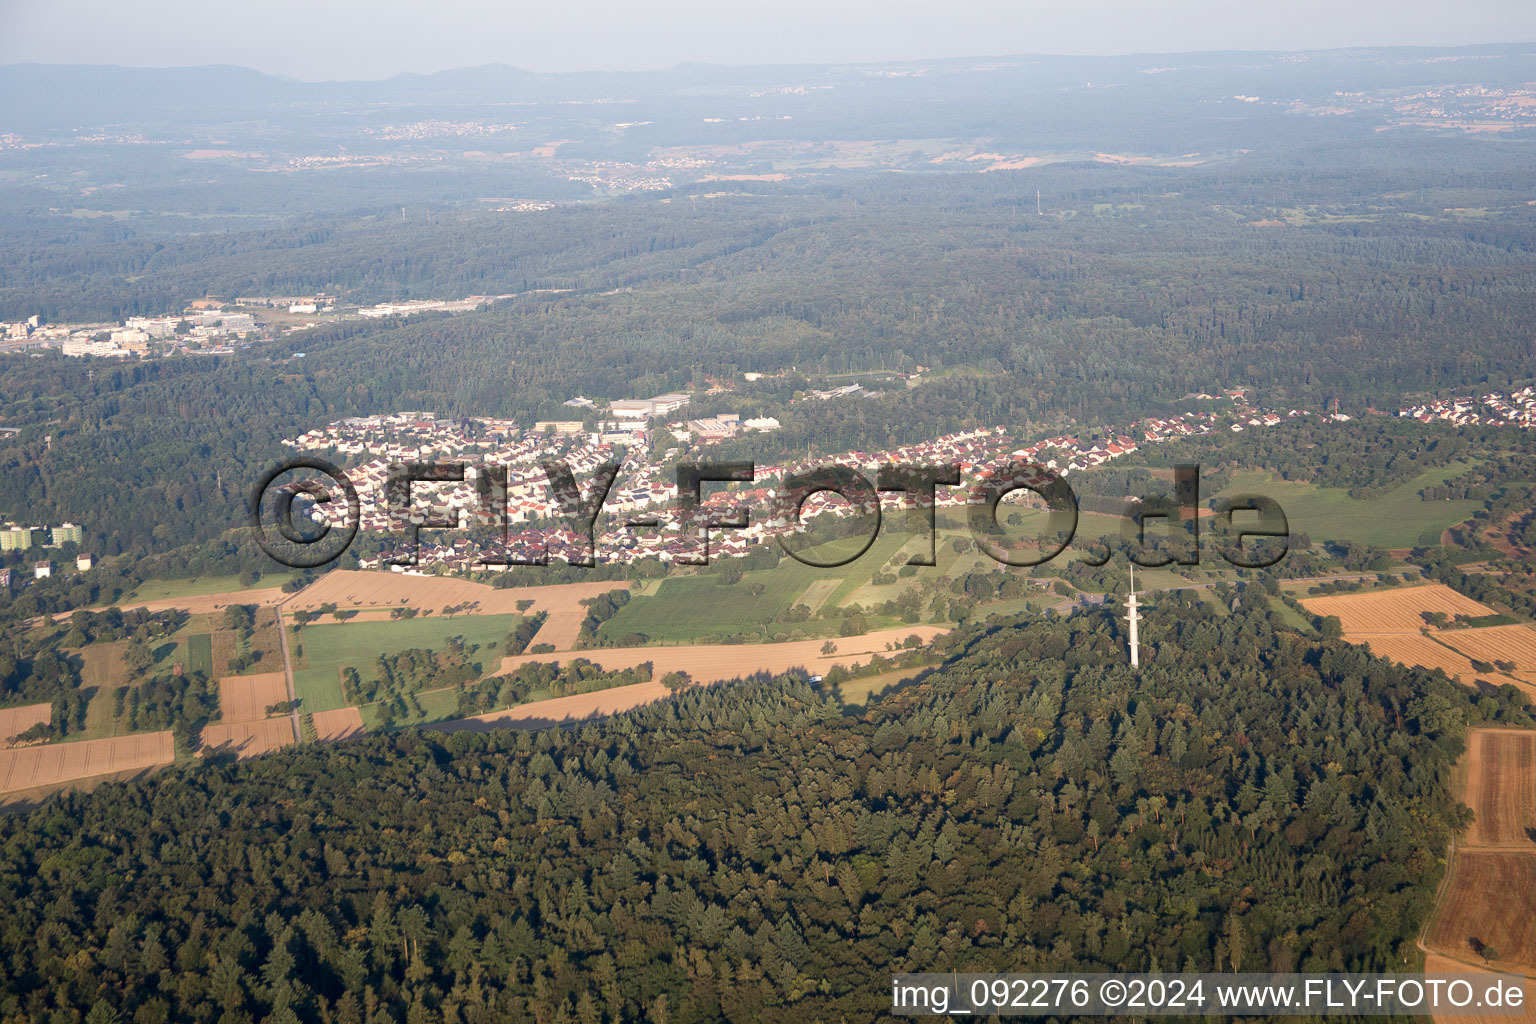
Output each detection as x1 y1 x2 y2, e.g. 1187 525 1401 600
1036 189 1043 216
1127 564 1141 669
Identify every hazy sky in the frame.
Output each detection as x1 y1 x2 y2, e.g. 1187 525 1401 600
1 0 1531 80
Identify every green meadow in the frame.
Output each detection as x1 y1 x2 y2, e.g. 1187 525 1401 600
1213 464 1482 549
129 573 297 602
291 614 522 713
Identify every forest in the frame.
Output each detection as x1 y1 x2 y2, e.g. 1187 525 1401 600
0 597 1529 1022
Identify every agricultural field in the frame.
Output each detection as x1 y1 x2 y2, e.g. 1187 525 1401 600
217 673 289 723
1300 584 1536 695
0 732 174 793
1359 634 1484 683
597 571 826 643
1441 626 1536 688
1423 727 1536 982
291 613 523 713
185 634 214 676
1425 853 1536 974
1461 730 1536 848
599 527 937 643
0 704 52 747
73 641 133 691
830 666 931 706
430 680 672 733
1300 584 1499 635
500 625 945 684
1420 955 1535 1024
596 508 1145 645
104 587 288 616
130 573 296 603
1215 466 1483 549
198 719 296 760
311 707 366 742
211 606 283 676
286 570 626 619
359 687 461 730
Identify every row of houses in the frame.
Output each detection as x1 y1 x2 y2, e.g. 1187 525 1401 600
1398 386 1536 428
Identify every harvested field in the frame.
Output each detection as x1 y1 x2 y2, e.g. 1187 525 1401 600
1462 730 1536 848
312 707 365 742
524 594 601 651
0 732 174 792
1442 625 1536 678
498 625 947 683
1422 954 1534 1024
218 673 290 723
199 719 295 759
287 569 629 623
1358 634 1483 682
1301 584 1498 634
0 704 52 746
431 680 672 733
1425 852 1536 974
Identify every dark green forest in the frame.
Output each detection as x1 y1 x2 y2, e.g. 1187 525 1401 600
0 600 1527 1023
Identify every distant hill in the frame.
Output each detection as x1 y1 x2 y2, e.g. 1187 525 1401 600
4 43 1536 129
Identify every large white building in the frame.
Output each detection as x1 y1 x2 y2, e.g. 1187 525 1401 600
609 393 692 419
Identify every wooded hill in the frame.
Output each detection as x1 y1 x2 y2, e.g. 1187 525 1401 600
0 596 1526 1022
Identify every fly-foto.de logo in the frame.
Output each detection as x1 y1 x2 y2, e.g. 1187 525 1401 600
251 458 1289 571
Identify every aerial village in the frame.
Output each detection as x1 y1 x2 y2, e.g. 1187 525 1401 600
282 387 1314 573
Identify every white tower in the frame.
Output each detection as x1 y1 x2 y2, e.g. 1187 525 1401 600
1127 564 1141 669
